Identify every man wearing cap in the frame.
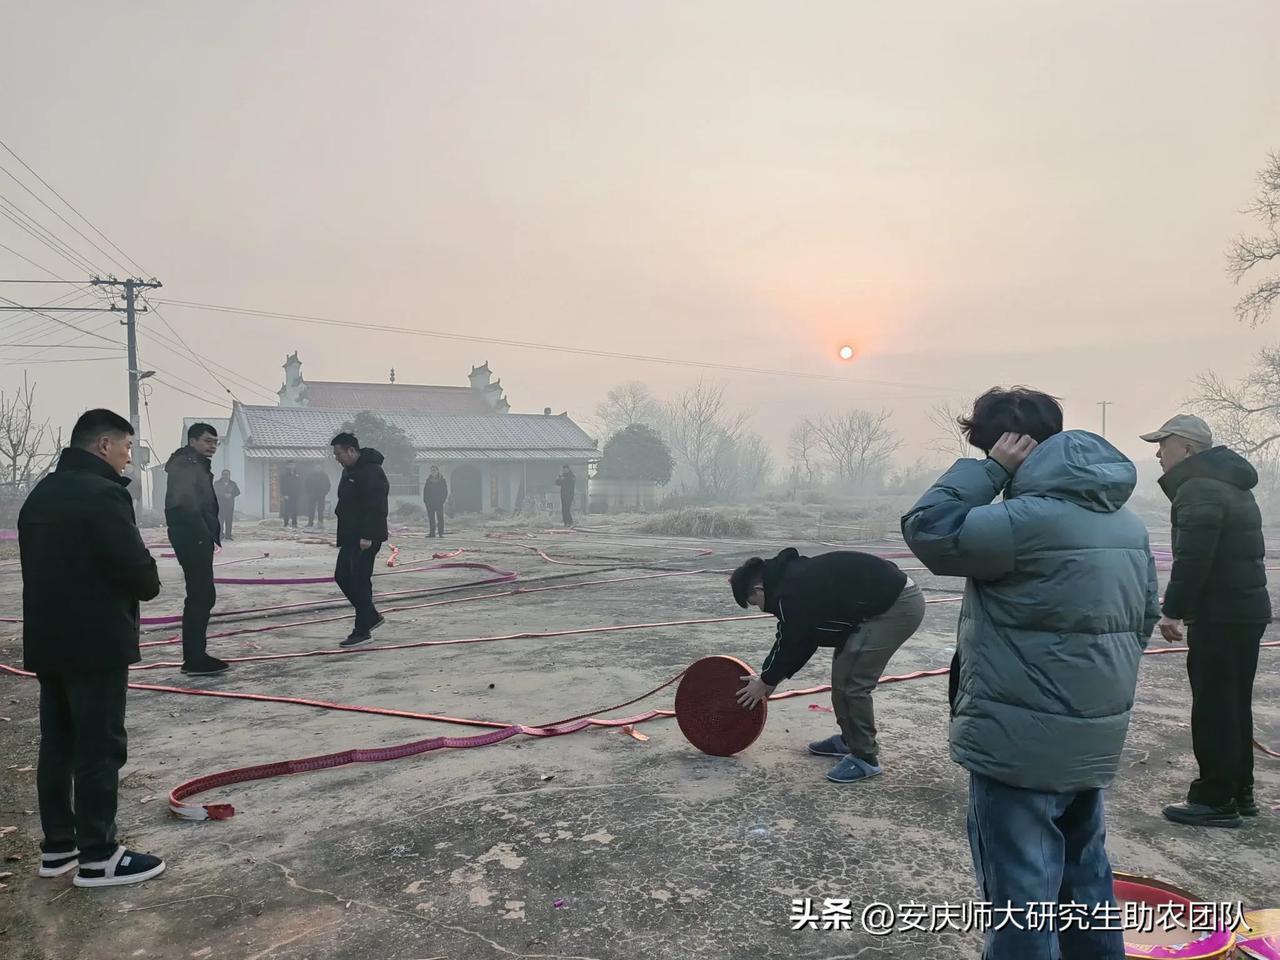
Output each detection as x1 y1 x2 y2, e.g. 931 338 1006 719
1142 414 1271 828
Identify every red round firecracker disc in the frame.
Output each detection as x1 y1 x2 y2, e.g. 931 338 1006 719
674 655 767 757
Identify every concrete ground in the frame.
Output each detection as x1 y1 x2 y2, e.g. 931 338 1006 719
0 517 1277 960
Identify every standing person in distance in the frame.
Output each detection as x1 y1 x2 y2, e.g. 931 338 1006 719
20 409 166 888
902 387 1158 960
1141 414 1271 828
280 460 301 529
556 465 577 527
165 422 227 676
213 469 240 542
305 465 331 529
331 432 390 647
423 465 448 538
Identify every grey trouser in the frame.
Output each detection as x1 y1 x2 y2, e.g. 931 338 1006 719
831 582 925 763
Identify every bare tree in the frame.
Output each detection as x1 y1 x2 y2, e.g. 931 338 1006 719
928 401 973 460
787 421 823 486
0 374 59 490
736 432 776 495
1229 151 1280 327
662 381 748 497
594 381 662 437
1192 347 1280 455
809 409 902 490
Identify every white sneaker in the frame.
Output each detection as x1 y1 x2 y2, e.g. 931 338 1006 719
73 846 166 888
38 848 79 878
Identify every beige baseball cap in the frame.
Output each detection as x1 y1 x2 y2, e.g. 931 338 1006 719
1140 414 1213 446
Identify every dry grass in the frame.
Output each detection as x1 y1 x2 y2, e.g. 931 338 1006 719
637 507 758 539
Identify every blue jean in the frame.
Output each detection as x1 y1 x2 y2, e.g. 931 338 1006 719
967 772 1125 960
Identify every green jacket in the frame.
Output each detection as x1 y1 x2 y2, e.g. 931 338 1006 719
902 431 1159 792
1160 446 1271 624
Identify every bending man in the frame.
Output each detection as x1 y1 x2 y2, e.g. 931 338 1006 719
731 548 924 783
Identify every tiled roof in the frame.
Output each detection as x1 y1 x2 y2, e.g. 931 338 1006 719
301 381 494 415
235 404 597 455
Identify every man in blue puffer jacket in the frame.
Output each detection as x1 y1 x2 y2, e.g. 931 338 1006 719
902 387 1159 960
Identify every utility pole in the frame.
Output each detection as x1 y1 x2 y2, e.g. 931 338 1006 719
90 277 162 440
1097 400 1112 438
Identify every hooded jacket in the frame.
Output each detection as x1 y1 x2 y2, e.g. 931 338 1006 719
901 431 1159 792
335 448 389 546
164 445 220 544
754 549 909 686
20 447 161 673
1159 446 1271 624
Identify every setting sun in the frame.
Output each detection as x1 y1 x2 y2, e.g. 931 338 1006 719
838 345 855 361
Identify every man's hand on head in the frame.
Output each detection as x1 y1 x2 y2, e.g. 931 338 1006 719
990 433 1038 475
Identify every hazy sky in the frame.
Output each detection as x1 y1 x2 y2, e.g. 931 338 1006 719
2 1 1278 476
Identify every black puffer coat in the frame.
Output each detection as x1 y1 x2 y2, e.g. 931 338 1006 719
1160 446 1271 624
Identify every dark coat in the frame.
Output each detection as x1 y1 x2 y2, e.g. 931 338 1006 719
335 448 389 546
280 468 302 499
1160 446 1271 624
756 548 909 686
165 445 220 544
556 470 576 502
305 469 331 501
423 474 449 508
20 447 161 674
213 477 240 505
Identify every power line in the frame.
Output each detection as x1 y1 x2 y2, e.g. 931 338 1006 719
0 292 120 346
0 201 101 276
0 278 82 283
0 285 100 339
154 297 954 392
14 316 123 363
0 342 122 350
0 160 133 277
0 137 150 278
138 297 277 401
0 354 123 368
140 327 277 402
0 246 68 280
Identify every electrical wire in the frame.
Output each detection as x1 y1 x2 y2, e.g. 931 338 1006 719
0 241 67 281
140 296 277 402
153 297 955 392
0 136 150 278
0 201 101 276
0 160 133 277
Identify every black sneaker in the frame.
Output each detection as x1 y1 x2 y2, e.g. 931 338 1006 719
369 615 386 634
74 847 166 888
1162 801 1243 829
181 656 230 676
340 630 371 648
38 848 79 878
1238 792 1260 817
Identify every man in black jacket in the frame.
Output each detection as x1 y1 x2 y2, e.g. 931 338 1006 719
280 461 301 528
423 465 448 538
304 467 331 529
165 422 227 676
20 409 166 888
730 548 925 783
213 469 240 541
331 432 390 647
1143 414 1272 828
556 465 576 527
